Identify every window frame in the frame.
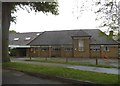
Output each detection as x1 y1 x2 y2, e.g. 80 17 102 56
64 47 73 51
78 39 84 51
90 45 100 52
103 46 110 52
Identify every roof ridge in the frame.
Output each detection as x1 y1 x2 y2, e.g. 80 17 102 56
43 29 100 32
27 32 45 45
45 29 82 32
80 30 91 36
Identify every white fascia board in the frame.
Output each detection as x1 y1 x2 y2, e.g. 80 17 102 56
9 45 30 48
30 46 41 47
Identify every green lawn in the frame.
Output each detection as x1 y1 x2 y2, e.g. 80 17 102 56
25 59 120 69
3 62 119 84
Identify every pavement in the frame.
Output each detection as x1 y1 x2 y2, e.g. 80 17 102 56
2 69 69 84
11 57 120 75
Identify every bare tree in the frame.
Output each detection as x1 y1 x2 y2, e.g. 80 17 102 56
72 0 119 40
95 0 119 33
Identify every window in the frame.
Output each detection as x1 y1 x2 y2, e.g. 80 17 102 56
90 45 100 52
103 46 109 52
91 49 100 52
41 47 49 51
25 37 31 40
30 48 33 51
51 46 61 51
64 48 73 51
52 47 61 51
78 39 84 51
31 47 39 52
14 38 19 41
34 47 39 51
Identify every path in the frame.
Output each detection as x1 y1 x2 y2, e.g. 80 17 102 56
11 58 119 75
31 57 119 66
68 66 118 74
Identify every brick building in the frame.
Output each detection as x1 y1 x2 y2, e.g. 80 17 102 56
27 29 119 59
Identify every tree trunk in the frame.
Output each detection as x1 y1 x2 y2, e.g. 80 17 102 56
2 3 12 62
0 2 2 63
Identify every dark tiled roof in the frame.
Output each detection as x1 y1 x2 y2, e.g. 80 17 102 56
11 29 118 46
9 32 41 45
28 30 90 46
83 29 118 45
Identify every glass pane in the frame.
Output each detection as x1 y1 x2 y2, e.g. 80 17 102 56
79 40 84 51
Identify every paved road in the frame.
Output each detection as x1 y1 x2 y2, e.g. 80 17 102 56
2 69 69 85
11 58 119 74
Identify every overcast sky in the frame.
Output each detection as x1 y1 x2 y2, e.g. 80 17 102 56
10 0 106 33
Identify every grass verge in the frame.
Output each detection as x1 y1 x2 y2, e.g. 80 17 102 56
3 62 119 84
25 59 120 69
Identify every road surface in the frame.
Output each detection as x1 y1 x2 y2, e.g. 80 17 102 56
2 69 69 85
